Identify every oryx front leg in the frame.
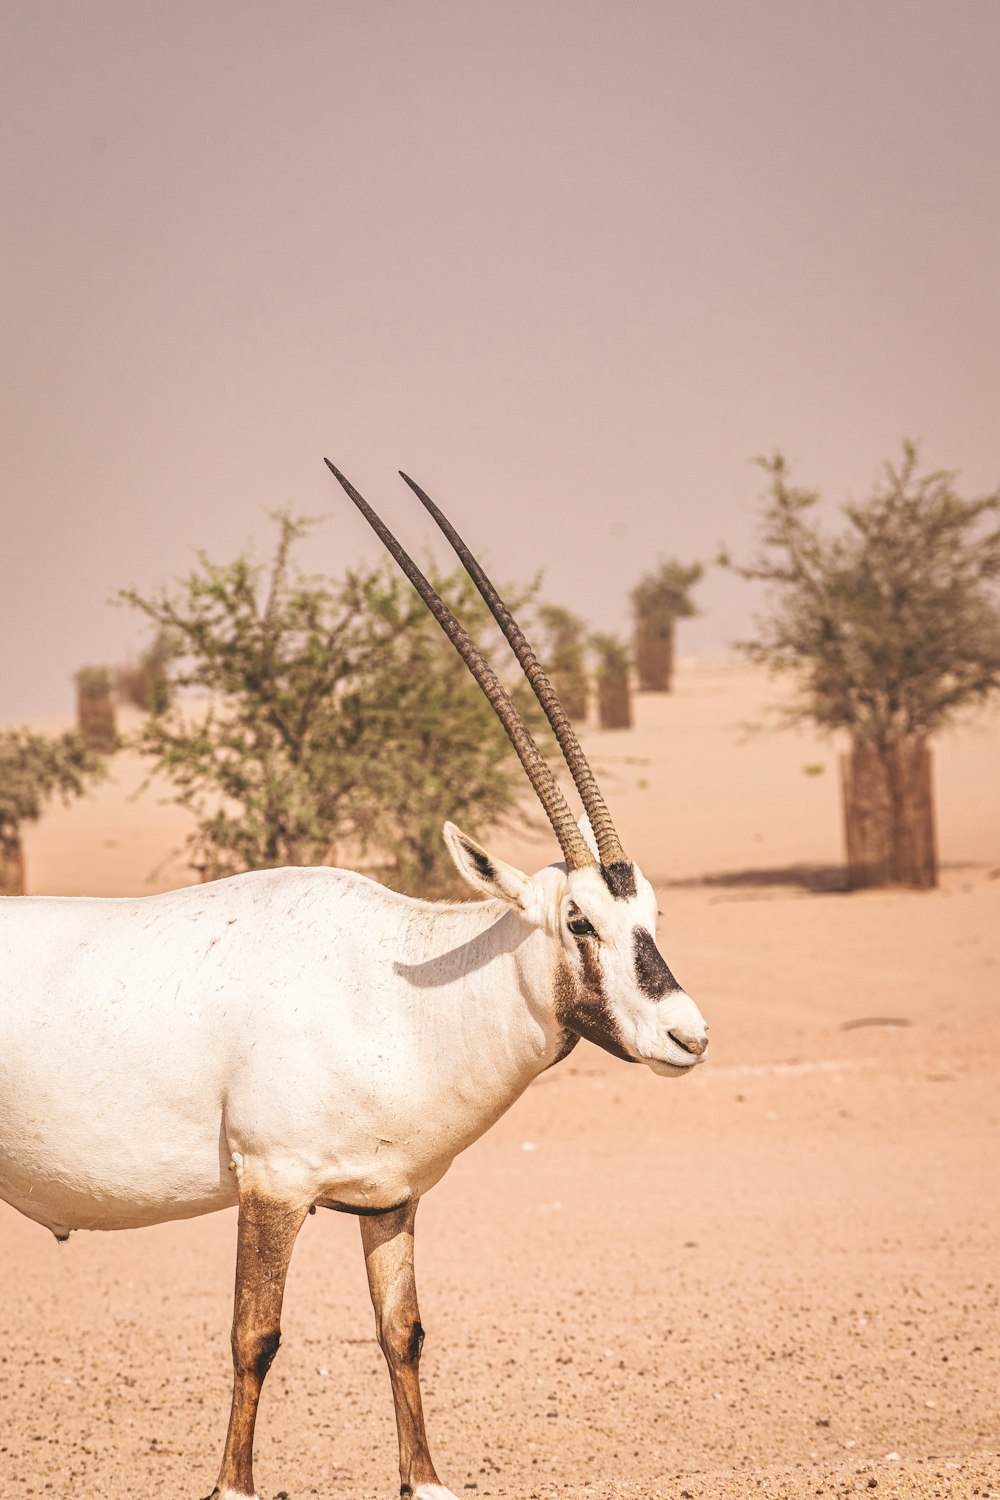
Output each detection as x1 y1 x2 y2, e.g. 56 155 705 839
208 1190 308 1500
361 1200 457 1500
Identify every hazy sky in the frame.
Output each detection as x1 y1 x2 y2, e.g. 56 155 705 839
3 1 998 717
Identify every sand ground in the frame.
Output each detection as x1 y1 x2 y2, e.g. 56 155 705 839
2 661 998 1499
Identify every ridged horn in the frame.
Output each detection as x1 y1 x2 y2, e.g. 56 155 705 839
398 471 627 869
324 461 595 872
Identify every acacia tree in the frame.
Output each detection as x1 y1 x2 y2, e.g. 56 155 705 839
116 631 175 712
0 729 106 894
630 560 702 692
537 603 589 721
74 664 117 751
122 514 543 895
591 633 632 729
723 443 1000 888
349 564 548 893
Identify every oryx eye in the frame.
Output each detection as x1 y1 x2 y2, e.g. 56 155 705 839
568 915 596 938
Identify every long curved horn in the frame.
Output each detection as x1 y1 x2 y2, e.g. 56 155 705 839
324 461 595 872
398 471 627 868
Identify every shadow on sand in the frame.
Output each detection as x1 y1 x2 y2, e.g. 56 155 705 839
659 860 995 898
662 864 848 896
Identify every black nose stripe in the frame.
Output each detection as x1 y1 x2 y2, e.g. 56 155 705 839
633 927 681 999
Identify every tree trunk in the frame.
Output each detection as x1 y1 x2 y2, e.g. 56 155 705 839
552 669 588 723
840 736 937 889
0 836 25 896
634 619 675 692
597 675 632 730
77 686 117 752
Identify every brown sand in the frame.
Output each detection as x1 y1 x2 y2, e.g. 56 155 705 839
2 662 998 1499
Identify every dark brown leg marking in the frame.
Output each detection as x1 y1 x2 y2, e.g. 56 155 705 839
360 1199 443 1497
213 1190 308 1499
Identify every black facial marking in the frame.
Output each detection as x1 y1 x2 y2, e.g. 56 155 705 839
601 861 637 901
633 926 681 1000
552 949 638 1066
543 1027 581 1070
564 1004 638 1063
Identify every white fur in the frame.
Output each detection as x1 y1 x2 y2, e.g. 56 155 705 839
0 831 705 1239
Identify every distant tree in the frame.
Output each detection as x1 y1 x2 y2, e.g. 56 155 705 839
592 633 632 730
121 514 543 895
722 443 1000 888
537 603 589 721
630 560 703 691
116 630 175 713
74 664 117 751
0 729 106 894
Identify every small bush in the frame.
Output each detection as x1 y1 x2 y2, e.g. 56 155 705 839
74 665 117 752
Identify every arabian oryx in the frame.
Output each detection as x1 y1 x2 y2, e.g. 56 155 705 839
0 464 709 1500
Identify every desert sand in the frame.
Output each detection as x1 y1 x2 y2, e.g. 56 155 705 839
2 659 998 1500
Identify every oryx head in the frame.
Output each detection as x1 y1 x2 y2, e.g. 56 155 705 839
325 461 709 1077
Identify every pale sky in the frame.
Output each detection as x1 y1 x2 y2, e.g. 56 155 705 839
3 0 998 717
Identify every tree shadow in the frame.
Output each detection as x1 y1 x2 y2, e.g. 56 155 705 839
663 864 849 895
661 860 995 897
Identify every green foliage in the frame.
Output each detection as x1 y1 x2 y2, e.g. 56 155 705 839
630 559 703 632
116 630 175 712
0 728 106 859
591 632 631 681
350 566 546 894
724 443 1000 748
537 603 589 720
591 633 631 728
121 514 543 893
538 603 587 674
73 664 114 696
73 662 118 751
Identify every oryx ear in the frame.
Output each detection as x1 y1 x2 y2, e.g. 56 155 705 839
578 813 600 864
443 822 544 919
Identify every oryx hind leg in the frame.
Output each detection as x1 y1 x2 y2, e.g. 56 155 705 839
360 1200 458 1500
204 1188 309 1500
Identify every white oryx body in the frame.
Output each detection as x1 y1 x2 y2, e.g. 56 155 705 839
0 852 703 1241
0 467 710 1500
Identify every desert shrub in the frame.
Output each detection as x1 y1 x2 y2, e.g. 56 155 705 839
630 560 702 692
0 728 106 894
116 631 175 712
537 603 589 721
74 664 117 751
592 633 632 729
121 513 545 894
